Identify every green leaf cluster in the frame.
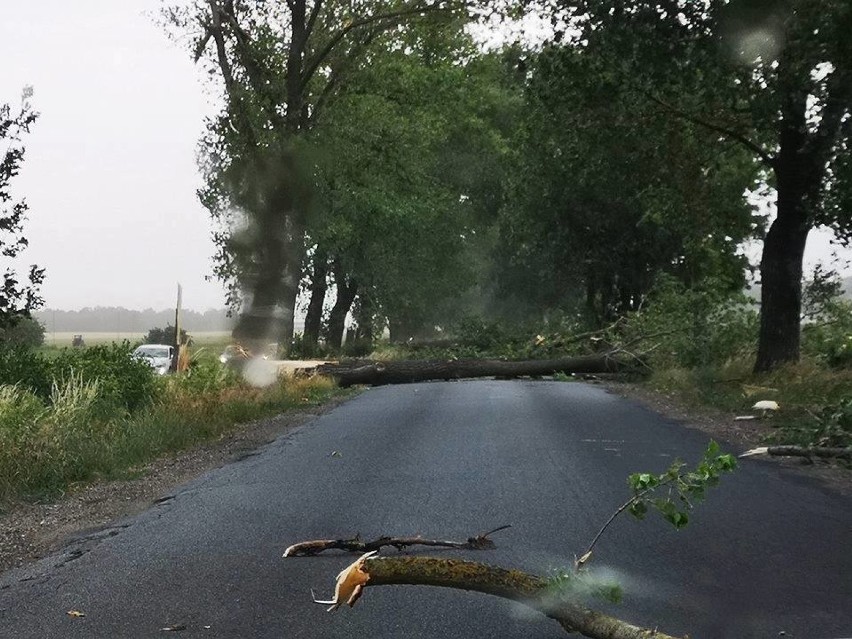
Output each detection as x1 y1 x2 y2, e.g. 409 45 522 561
627 441 737 531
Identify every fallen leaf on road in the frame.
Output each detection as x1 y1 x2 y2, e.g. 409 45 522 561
330 451 342 458
66 610 86 618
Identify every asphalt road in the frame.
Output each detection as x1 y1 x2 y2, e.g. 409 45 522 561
1 380 850 639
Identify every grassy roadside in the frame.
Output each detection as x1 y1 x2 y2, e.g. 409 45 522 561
646 358 852 450
0 348 346 506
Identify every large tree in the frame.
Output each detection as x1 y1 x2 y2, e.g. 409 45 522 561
498 44 758 323
166 0 469 345
0 88 44 338
305 24 521 346
552 0 852 370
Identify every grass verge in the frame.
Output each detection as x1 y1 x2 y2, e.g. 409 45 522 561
0 367 345 506
647 357 852 450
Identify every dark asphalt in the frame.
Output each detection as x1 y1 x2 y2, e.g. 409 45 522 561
0 380 850 639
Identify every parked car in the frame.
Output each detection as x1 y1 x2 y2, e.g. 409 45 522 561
132 344 174 375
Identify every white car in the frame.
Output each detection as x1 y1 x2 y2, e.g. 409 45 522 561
133 344 174 375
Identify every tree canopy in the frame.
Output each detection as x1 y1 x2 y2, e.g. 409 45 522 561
544 0 852 369
0 88 44 339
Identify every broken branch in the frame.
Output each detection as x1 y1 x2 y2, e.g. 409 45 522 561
283 526 510 557
740 446 851 460
315 555 686 639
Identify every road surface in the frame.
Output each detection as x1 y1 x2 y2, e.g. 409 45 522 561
1 380 850 638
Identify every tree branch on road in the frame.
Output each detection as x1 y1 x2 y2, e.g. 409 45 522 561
283 525 511 556
307 554 686 639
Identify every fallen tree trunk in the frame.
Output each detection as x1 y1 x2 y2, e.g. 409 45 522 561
308 554 684 639
313 354 630 387
740 445 852 460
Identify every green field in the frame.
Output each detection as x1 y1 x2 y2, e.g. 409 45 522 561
43 331 232 348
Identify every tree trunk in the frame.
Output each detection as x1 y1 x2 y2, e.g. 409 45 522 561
753 214 809 372
326 265 358 350
353 293 375 341
754 90 816 373
314 354 629 387
303 250 328 348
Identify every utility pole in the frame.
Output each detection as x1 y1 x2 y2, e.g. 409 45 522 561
173 283 183 372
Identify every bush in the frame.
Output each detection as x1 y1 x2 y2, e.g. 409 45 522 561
0 345 52 397
802 300 852 368
49 343 161 413
0 316 45 348
622 276 758 368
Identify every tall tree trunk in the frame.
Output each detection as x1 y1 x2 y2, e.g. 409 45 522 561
354 293 375 341
754 88 817 373
303 250 328 348
326 265 357 350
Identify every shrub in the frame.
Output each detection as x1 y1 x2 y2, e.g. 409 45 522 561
802 300 852 368
48 342 160 413
0 345 52 397
0 316 45 347
622 276 758 368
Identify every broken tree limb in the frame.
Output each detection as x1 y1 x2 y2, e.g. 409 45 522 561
313 354 632 387
283 526 511 557
740 445 852 460
312 555 684 639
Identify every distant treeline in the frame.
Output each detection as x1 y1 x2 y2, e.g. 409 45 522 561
33 307 233 334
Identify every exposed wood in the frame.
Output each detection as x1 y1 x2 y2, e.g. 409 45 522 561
314 354 631 387
308 555 685 639
740 446 852 460
283 526 510 557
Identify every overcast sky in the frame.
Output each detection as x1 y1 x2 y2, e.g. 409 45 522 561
1 1 223 311
1 2 849 312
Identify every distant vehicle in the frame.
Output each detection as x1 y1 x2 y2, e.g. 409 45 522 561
133 344 174 375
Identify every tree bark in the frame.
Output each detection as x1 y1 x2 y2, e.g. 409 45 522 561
327 556 685 639
315 355 628 387
303 250 329 348
753 60 821 373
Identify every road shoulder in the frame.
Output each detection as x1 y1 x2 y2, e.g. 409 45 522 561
0 395 353 576
601 380 852 497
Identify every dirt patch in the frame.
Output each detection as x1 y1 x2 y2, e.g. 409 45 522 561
0 395 352 577
601 380 852 497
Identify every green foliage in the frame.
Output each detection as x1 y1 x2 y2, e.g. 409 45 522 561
1 89 45 328
48 343 160 413
622 275 759 368
0 315 45 347
0 342 159 413
341 338 375 359
547 568 623 604
0 345 52 397
810 400 852 448
0 365 341 502
497 41 758 322
310 34 519 340
802 299 852 368
145 325 191 346
769 397 852 450
627 441 737 531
